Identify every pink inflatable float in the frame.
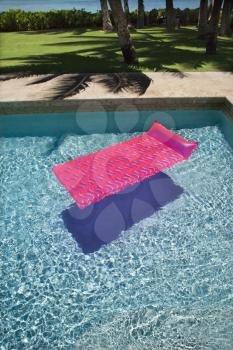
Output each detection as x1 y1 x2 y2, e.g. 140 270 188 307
52 121 198 209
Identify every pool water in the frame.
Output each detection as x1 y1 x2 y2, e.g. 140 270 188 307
1 124 233 349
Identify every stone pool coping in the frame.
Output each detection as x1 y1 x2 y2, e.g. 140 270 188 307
0 97 233 122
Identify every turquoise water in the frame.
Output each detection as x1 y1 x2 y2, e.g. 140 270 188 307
1 121 233 349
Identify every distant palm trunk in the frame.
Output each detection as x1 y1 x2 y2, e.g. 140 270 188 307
124 0 130 24
100 0 113 32
108 0 138 64
220 0 233 36
206 0 223 54
166 0 176 32
137 0 145 28
198 0 208 38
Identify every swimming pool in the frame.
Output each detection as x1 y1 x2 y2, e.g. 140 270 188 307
1 107 233 349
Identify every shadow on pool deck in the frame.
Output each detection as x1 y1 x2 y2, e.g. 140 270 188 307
22 72 153 99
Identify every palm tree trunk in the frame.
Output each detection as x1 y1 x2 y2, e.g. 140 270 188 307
208 0 214 19
100 0 113 32
137 0 145 28
220 0 233 36
198 0 208 38
124 0 130 24
108 0 138 64
206 0 223 54
166 0 176 32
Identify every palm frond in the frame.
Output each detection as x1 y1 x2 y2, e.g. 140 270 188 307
98 73 152 95
0 74 17 82
0 72 33 81
52 74 92 100
125 73 153 95
26 74 59 85
154 64 187 78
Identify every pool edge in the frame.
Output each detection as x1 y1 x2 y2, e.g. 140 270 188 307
0 97 233 120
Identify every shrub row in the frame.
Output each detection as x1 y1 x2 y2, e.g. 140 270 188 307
0 8 201 32
0 8 232 32
0 9 102 31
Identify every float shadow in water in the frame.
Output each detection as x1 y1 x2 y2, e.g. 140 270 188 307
61 172 184 254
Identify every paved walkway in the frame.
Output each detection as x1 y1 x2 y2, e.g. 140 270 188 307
0 72 232 102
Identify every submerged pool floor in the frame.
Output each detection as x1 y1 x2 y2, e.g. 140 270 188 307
1 126 233 349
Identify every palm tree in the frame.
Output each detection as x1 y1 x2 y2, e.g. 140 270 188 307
137 0 145 28
220 0 233 36
198 0 208 38
108 0 138 64
123 0 130 24
166 0 176 32
100 0 113 32
206 0 223 54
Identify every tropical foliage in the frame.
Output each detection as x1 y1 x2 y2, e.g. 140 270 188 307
0 9 102 31
0 8 208 32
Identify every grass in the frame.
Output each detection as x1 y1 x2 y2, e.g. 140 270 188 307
0 26 233 74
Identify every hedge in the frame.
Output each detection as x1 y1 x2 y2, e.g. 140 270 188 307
0 8 232 32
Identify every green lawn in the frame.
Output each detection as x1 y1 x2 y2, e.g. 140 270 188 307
0 26 233 74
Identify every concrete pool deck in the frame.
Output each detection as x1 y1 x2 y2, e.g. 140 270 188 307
0 72 233 103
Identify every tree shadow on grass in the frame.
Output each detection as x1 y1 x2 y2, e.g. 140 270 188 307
15 28 90 35
1 27 233 75
134 29 233 72
0 51 128 74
